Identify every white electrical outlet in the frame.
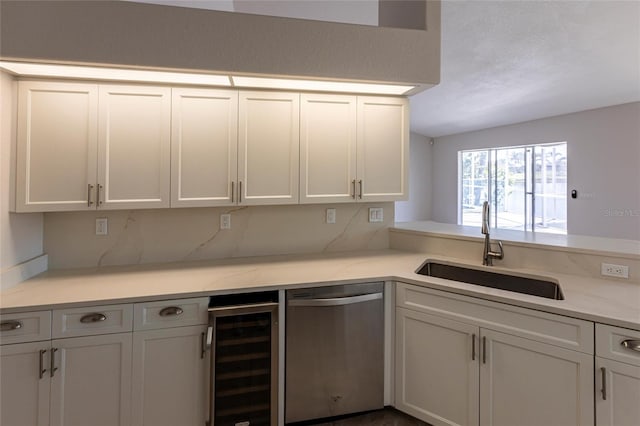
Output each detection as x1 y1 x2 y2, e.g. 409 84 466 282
601 263 629 279
326 208 336 224
95 218 108 235
368 207 383 223
220 214 231 230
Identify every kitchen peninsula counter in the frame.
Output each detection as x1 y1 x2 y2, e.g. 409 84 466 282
1 249 639 331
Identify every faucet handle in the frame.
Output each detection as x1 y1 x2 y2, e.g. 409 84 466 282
490 240 504 260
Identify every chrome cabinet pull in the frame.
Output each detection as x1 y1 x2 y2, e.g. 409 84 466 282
0 320 23 331
87 184 94 207
97 184 103 206
351 180 356 199
159 306 183 317
601 367 607 400
482 336 487 364
39 349 47 379
200 331 207 359
80 313 107 323
238 181 242 203
358 180 363 199
621 339 640 353
205 326 213 352
231 181 235 203
50 348 58 377
472 334 476 361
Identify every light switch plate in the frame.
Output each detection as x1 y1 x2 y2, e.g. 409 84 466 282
220 214 231 230
95 218 108 235
368 207 383 223
326 208 336 224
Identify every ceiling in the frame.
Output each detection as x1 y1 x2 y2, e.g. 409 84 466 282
412 0 640 137
127 1 639 138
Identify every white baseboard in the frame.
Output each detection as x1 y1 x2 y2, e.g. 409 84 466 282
1 254 48 291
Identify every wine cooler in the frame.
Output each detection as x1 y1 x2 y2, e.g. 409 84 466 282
207 292 279 426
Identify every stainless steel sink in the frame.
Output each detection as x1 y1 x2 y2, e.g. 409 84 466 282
416 260 564 300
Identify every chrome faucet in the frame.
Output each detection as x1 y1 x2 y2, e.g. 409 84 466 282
481 201 504 266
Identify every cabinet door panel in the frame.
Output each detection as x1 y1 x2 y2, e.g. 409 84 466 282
171 89 238 207
98 85 170 209
132 326 208 426
0 342 51 426
16 81 98 212
596 357 640 426
238 92 299 205
300 94 356 204
50 333 132 426
395 308 479 426
356 97 408 202
480 329 593 426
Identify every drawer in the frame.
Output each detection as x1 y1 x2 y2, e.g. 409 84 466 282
53 304 133 338
596 323 640 366
133 297 209 331
397 282 594 354
0 311 51 344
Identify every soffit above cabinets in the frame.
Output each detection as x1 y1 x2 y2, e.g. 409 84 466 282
0 61 417 96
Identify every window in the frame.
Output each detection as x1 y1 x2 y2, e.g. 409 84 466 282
459 142 567 234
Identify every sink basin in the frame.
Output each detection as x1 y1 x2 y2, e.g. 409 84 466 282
416 261 564 300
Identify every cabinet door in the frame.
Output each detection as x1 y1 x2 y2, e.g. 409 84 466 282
50 333 132 426
98 85 170 209
596 357 640 426
131 326 208 426
16 81 98 212
171 88 238 207
480 329 593 426
238 91 299 205
0 342 51 426
299 94 357 204
356 96 409 202
395 308 479 426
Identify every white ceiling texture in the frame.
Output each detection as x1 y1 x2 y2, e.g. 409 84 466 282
413 0 640 137
127 1 640 137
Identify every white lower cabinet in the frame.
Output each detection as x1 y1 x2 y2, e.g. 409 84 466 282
595 324 640 426
0 341 52 426
131 325 209 426
395 283 594 426
480 329 593 426
395 308 478 426
50 333 133 426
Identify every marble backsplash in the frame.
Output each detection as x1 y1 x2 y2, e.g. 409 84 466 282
44 203 393 269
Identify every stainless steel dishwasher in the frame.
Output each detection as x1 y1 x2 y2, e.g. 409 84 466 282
285 282 384 423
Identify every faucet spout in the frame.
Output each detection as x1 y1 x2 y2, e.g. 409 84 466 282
481 201 504 266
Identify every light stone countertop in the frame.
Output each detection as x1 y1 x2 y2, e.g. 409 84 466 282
1 249 639 331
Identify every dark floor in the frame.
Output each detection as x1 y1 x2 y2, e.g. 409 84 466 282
303 408 428 426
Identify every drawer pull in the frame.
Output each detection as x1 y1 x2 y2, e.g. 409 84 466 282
0 320 23 331
621 339 640 352
159 306 184 317
80 313 107 323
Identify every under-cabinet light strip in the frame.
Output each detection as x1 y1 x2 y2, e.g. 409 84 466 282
0 61 232 86
0 61 415 95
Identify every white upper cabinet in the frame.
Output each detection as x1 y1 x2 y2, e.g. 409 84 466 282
300 94 357 204
171 88 238 207
238 91 300 205
98 85 171 209
357 97 409 201
14 81 409 211
16 81 98 212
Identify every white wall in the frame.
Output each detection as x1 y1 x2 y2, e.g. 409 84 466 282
430 102 640 240
395 132 432 222
0 71 44 273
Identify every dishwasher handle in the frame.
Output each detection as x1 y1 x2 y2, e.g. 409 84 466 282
288 292 382 307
